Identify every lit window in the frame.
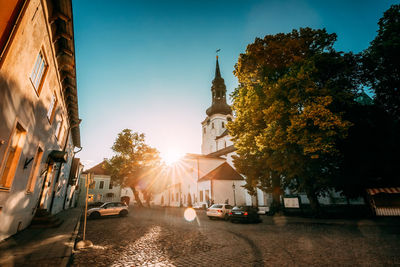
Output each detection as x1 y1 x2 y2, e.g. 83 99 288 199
99 181 104 189
47 92 57 123
30 51 47 94
0 123 27 189
26 147 43 193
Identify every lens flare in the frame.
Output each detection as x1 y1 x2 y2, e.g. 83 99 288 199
184 208 196 222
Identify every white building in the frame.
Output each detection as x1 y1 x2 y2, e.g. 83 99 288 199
77 162 121 206
153 56 248 208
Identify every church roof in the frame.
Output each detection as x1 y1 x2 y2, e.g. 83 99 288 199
206 56 232 117
216 129 229 140
206 145 236 157
198 162 243 182
82 161 109 175
184 153 225 160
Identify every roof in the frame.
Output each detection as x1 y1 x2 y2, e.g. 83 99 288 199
216 129 229 140
206 145 236 157
198 162 243 182
184 153 225 160
367 187 400 195
82 161 109 175
48 0 81 147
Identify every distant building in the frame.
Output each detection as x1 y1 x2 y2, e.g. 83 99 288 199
78 162 121 206
0 0 81 240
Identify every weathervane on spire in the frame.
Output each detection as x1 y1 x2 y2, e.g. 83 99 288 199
216 49 221 59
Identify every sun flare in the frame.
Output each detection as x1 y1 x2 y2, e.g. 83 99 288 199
161 149 184 165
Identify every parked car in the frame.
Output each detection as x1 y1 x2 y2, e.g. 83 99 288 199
88 202 129 219
87 201 104 209
207 204 233 220
229 206 261 223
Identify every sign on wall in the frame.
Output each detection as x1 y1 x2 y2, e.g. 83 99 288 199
283 197 300 208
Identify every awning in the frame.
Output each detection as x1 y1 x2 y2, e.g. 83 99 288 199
366 187 400 196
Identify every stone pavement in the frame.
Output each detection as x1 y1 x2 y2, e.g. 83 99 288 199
0 207 82 267
72 207 400 266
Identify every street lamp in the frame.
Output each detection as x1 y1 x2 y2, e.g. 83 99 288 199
232 182 236 206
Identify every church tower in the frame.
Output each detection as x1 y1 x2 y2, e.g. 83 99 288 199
201 56 233 155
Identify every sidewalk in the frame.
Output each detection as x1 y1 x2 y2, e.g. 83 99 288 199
0 207 82 267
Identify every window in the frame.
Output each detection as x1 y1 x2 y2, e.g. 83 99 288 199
26 146 43 193
55 115 63 140
109 181 113 189
47 92 57 123
30 51 47 94
199 190 203 202
0 123 27 189
171 193 174 201
99 181 104 189
222 122 225 128
176 193 179 202
211 123 214 129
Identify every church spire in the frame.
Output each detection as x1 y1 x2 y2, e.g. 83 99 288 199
206 55 232 117
215 56 221 78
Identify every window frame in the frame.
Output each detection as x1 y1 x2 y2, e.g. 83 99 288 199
47 91 58 124
30 49 48 96
0 122 27 190
26 145 43 193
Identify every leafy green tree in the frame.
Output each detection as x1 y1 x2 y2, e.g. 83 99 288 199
362 4 400 121
229 28 359 214
104 129 161 207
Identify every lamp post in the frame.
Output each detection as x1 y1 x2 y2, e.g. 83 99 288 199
232 182 236 206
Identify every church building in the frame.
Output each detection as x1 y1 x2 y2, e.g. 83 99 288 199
153 56 247 208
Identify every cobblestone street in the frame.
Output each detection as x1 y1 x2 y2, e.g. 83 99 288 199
71 208 400 266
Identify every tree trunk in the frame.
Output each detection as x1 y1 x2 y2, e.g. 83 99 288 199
132 187 143 207
305 186 321 217
271 172 281 214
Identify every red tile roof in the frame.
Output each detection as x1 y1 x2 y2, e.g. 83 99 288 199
198 162 243 182
82 161 109 175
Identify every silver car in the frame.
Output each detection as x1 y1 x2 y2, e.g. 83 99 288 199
87 202 128 218
206 204 233 220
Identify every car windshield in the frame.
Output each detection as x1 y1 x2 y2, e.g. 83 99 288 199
210 204 223 208
232 206 245 211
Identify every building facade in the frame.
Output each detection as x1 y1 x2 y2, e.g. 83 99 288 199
0 0 81 240
77 162 121 206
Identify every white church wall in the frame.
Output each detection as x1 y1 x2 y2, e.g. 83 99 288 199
212 180 246 206
201 114 231 155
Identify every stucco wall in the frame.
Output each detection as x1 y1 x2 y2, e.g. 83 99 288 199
0 0 76 241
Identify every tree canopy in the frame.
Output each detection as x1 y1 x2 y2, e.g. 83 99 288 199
104 129 161 206
362 4 400 122
229 28 360 214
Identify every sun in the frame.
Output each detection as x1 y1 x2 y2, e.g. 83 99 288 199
161 149 184 166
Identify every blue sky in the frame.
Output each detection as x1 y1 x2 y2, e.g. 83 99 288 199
72 0 396 168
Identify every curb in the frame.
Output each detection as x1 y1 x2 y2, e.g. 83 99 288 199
61 210 82 267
